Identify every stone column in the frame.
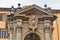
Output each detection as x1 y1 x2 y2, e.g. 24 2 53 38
44 20 52 40
16 19 22 40
16 28 21 40
8 21 14 40
44 29 51 40
13 20 17 40
9 29 13 40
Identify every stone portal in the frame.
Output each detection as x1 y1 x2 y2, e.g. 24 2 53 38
6 4 57 40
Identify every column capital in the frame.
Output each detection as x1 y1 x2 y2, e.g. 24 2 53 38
44 28 50 33
9 28 13 34
16 27 22 32
44 20 52 29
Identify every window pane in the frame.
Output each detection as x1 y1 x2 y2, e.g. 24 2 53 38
0 13 2 20
2 31 6 38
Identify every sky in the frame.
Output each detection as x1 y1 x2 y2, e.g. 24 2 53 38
0 0 60 9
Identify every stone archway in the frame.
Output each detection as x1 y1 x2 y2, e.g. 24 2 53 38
24 33 40 40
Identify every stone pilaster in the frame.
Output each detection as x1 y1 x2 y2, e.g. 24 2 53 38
44 28 51 40
44 20 52 40
7 20 14 40
9 29 13 40
16 27 21 40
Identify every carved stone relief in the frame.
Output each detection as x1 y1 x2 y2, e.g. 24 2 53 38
29 15 38 31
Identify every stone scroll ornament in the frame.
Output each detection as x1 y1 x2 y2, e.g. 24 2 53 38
29 15 38 31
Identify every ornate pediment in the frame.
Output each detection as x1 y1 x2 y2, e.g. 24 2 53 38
15 4 52 15
14 4 57 21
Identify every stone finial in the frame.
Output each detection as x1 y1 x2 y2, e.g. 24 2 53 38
18 3 20 6
10 6 15 16
48 7 51 10
44 4 51 10
44 4 47 8
11 6 14 11
17 3 22 9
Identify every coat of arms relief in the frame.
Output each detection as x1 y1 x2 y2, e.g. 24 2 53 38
29 15 38 31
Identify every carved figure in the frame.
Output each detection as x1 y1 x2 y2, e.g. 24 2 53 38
29 15 38 26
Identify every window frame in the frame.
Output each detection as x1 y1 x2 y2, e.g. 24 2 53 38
0 29 8 38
